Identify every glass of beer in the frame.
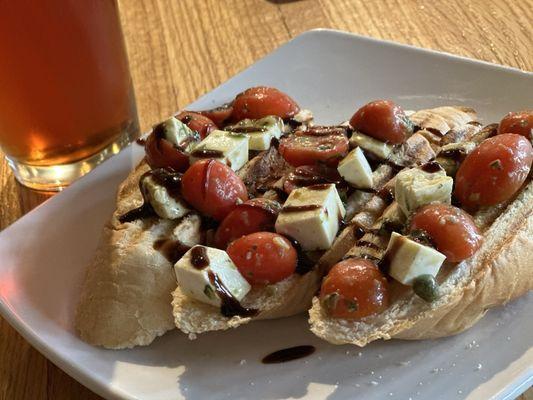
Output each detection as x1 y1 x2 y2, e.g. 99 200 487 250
0 0 140 191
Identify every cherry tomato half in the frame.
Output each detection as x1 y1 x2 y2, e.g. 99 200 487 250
198 103 234 127
227 232 297 285
349 100 412 144
181 159 248 221
320 258 389 319
279 132 349 167
176 111 217 139
454 134 533 208
498 111 533 140
144 130 189 172
410 204 482 263
231 86 300 121
214 198 281 249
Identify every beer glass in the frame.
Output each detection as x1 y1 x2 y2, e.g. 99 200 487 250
0 0 139 190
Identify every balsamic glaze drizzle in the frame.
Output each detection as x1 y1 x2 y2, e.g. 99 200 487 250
118 203 156 223
117 168 183 223
190 148 224 158
208 271 258 318
280 204 322 213
283 237 315 275
262 345 316 364
190 246 209 270
153 238 191 264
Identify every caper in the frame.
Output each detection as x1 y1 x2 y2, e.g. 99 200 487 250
413 274 440 302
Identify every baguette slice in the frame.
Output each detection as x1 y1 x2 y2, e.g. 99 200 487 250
75 160 203 349
309 181 533 346
172 269 321 337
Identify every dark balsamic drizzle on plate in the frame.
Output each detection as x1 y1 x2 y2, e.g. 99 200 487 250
208 271 258 318
262 345 316 364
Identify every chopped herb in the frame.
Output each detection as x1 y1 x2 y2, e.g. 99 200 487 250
345 298 359 312
204 285 215 299
489 159 503 170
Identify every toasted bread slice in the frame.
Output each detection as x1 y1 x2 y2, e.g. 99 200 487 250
75 160 203 349
172 270 321 337
309 182 532 345
307 106 533 346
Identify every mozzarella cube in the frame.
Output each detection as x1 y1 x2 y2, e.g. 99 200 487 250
141 174 190 219
226 116 283 151
189 130 249 170
349 132 393 160
174 245 251 307
337 147 374 189
154 117 199 152
384 232 446 285
395 167 453 216
275 184 346 251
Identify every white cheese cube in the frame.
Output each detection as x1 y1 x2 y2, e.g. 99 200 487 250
384 232 446 285
275 184 346 251
189 130 249 170
395 167 453 216
154 117 199 152
349 131 393 160
141 174 190 219
174 245 251 307
226 116 283 151
337 147 374 189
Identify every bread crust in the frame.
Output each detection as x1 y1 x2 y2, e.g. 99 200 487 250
309 182 533 346
75 161 203 349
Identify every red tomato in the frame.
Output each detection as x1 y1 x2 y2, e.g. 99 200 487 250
283 164 342 193
278 132 349 167
349 100 412 144
181 159 248 221
214 198 281 249
498 111 533 140
320 258 389 319
454 134 533 208
231 86 300 121
144 131 189 172
198 104 234 127
410 204 482 262
227 232 297 284
176 111 217 139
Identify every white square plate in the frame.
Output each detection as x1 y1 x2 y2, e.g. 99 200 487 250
0 29 531 400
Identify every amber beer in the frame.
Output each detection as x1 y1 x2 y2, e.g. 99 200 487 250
0 0 139 190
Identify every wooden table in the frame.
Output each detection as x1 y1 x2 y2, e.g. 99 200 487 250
0 1 531 398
